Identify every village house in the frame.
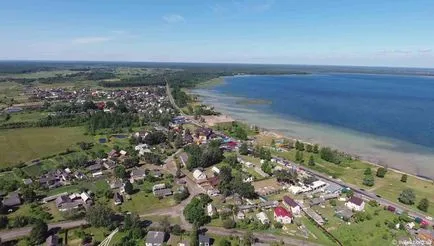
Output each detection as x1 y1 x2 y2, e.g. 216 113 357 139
135 144 151 156
114 192 123 205
146 231 165 246
194 127 214 144
211 166 221 174
46 234 60 246
130 168 147 183
178 152 189 167
256 212 270 224
103 159 117 169
152 184 172 197
335 206 354 221
86 162 102 172
259 200 279 209
55 192 92 212
274 206 293 224
193 169 207 181
134 131 148 141
73 171 86 180
207 203 216 217
2 192 22 208
310 197 325 207
237 211 246 220
108 179 124 190
283 196 301 215
345 196 365 211
199 234 211 246
324 183 342 194
108 149 120 159
152 169 163 178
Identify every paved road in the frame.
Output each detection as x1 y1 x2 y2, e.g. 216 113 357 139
0 219 88 242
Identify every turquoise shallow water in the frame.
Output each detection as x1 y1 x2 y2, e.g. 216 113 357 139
193 74 434 178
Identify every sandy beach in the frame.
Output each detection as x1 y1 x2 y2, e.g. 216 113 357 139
193 88 434 179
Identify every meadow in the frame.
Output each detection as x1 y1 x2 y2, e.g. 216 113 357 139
0 127 92 167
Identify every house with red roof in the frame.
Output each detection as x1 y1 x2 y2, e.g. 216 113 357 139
345 196 365 211
274 206 292 224
283 195 301 215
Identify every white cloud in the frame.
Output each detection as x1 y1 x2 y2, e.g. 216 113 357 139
418 48 432 53
72 36 112 44
162 14 185 24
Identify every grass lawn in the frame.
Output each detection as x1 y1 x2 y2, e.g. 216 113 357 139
0 127 92 167
116 190 176 214
60 226 110 246
22 159 58 177
0 111 48 125
324 204 410 246
371 172 434 216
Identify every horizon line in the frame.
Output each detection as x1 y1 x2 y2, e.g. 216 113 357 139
0 59 433 70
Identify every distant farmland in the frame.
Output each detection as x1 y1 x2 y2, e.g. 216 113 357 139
0 127 92 167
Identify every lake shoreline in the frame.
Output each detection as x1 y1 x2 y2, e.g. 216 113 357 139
192 77 434 181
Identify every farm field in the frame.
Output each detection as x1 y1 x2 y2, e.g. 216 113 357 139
0 127 92 167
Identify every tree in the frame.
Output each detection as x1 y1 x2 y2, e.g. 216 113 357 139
295 151 303 162
123 156 139 168
29 220 48 245
364 168 372 175
171 224 183 235
275 169 298 184
398 189 416 205
85 205 114 227
319 147 341 164
124 181 134 195
114 165 127 179
308 155 315 166
261 161 273 175
363 175 375 187
225 153 240 169
123 213 141 230
22 187 36 203
174 134 184 149
160 216 171 233
183 197 210 226
417 198 429 212
376 167 387 178
274 222 283 229
190 226 199 246
219 239 231 246
242 231 255 246
239 142 249 155
295 140 305 151
400 174 408 183
313 144 319 153
305 144 313 152
0 216 8 229
222 219 236 229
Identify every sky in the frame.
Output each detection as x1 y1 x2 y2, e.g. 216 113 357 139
0 0 433 67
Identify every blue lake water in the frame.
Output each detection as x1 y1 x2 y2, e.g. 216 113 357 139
194 74 434 177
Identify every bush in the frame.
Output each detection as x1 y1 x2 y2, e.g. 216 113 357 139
222 219 236 229
398 189 415 205
376 167 387 178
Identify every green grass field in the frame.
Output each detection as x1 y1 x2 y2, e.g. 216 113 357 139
0 127 92 167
